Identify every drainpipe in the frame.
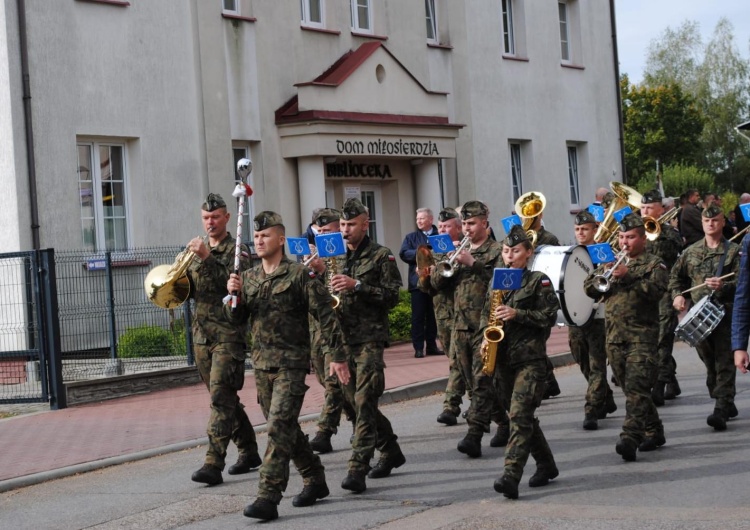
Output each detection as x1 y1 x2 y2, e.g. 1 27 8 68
609 0 627 184
17 0 41 250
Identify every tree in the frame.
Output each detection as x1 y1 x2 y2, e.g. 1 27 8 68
621 76 704 184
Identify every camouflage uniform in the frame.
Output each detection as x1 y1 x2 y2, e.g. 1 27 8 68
568 302 612 417
227 254 344 504
431 232 504 438
337 234 404 474
531 226 561 395
668 236 740 415
188 231 258 471
482 266 560 483
583 232 668 448
535 227 560 246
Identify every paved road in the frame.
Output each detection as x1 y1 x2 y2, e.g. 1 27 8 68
2 342 749 529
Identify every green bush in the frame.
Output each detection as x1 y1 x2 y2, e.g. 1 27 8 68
118 325 183 358
388 289 412 342
635 163 715 198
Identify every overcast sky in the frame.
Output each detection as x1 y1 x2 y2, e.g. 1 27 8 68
614 0 750 84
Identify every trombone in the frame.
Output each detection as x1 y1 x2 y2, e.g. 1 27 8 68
592 250 629 293
643 206 682 242
438 236 471 277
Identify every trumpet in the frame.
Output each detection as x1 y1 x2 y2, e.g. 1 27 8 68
144 247 195 308
438 236 471 277
593 250 630 293
302 247 319 266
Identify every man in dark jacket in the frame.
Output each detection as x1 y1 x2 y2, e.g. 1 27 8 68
399 208 441 358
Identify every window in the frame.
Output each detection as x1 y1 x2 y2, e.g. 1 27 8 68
232 147 255 245
509 143 523 202
351 0 371 32
558 2 570 62
301 0 324 28
222 0 239 15
567 146 580 205
77 142 129 251
425 0 437 43
501 0 515 55
360 186 383 243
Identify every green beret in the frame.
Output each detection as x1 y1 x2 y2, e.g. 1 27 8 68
702 204 723 218
438 207 459 222
461 200 489 220
641 189 663 205
313 208 341 227
503 224 529 247
253 211 284 231
341 198 368 220
574 210 597 225
619 212 644 232
202 193 226 212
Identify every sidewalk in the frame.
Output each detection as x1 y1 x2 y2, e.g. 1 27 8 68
0 327 572 491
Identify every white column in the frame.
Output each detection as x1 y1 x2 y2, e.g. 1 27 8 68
413 159 442 214
297 156 327 229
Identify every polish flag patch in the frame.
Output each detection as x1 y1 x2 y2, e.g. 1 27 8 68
388 254 396 261
241 251 249 258
541 279 551 287
308 270 317 278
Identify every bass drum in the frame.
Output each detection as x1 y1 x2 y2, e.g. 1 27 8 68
530 245 595 327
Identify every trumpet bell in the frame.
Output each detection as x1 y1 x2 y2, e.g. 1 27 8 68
643 216 662 241
438 260 457 278
144 264 191 309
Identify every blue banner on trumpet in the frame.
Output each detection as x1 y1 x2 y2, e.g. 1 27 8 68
613 206 633 223
286 237 312 256
315 233 346 257
586 243 617 264
427 234 456 254
492 268 522 290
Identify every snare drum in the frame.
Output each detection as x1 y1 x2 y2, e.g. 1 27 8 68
675 295 725 347
530 245 595 326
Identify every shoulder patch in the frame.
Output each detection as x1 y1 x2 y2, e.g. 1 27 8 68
541 278 551 287
241 250 249 258
308 270 317 278
659 263 667 270
388 254 396 261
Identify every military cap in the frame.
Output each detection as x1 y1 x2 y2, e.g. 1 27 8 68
202 193 226 211
341 198 368 220
619 212 644 231
574 210 598 225
253 211 284 231
503 224 529 247
702 204 723 218
438 207 459 222
641 189 663 205
313 208 341 227
461 200 489 220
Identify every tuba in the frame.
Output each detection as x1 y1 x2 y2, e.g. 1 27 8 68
594 182 643 249
144 248 195 309
514 191 546 247
481 289 506 376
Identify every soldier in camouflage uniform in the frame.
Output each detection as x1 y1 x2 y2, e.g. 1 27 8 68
187 193 261 487
640 190 684 406
567 210 616 431
487 225 560 500
431 201 505 458
669 204 740 431
226 211 349 521
330 198 406 494
418 207 468 426
584 213 668 462
304 208 356 454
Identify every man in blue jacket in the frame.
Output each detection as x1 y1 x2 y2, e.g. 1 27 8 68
732 234 750 374
399 208 441 358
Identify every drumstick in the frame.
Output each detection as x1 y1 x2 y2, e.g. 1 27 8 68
680 272 735 295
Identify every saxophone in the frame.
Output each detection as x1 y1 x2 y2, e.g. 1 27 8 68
325 257 341 309
480 289 505 376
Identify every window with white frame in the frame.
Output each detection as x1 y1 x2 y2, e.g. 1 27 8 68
501 0 515 55
351 0 372 32
558 1 570 62
301 0 324 28
222 0 239 15
509 143 523 202
232 146 255 245
425 0 437 43
567 145 580 205
77 142 129 252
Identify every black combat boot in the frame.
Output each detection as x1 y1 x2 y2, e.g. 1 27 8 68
243 497 278 520
489 424 510 447
728 402 739 419
528 463 559 488
707 408 728 431
615 438 637 462
414 349 425 358
368 451 406 479
651 382 665 407
191 464 223 485
341 469 367 493
457 433 482 458
543 377 561 399
493 474 519 499
582 412 598 431
638 432 666 452
227 452 262 475
292 482 330 507
310 431 333 454
664 376 681 399
437 410 458 426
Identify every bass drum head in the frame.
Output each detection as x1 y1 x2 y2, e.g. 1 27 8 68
530 244 595 327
